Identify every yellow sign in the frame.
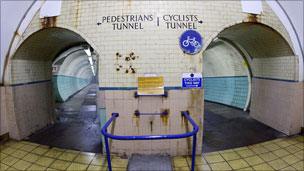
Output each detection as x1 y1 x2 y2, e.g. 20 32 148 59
137 76 164 95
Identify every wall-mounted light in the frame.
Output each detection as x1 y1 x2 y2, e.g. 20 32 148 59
88 56 93 65
84 47 91 57
91 65 95 76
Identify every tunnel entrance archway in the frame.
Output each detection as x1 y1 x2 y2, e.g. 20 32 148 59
4 27 101 148
202 22 299 152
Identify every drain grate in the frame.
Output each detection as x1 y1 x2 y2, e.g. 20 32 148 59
127 154 172 171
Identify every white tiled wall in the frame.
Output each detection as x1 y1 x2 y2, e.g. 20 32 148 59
252 56 299 80
11 0 296 87
2 1 302 154
11 60 51 85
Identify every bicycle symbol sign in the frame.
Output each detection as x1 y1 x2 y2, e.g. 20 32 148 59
179 30 203 55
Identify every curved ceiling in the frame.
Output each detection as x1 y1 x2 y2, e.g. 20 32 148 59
218 23 294 58
13 27 86 61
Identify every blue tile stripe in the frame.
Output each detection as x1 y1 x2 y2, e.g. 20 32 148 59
252 76 299 82
11 80 51 86
98 86 183 91
53 75 91 102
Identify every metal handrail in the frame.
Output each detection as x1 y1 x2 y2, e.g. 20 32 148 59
101 111 199 171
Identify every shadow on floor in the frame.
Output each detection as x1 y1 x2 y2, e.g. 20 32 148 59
27 84 102 153
203 101 286 153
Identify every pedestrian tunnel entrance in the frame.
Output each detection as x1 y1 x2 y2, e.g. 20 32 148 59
5 28 101 152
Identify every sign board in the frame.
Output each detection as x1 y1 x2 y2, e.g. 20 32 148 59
179 30 203 55
52 65 59 73
182 73 202 88
138 76 164 95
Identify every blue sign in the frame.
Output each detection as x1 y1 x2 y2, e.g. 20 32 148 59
182 73 202 88
179 30 203 55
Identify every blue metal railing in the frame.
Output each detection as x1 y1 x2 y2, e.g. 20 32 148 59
101 111 199 171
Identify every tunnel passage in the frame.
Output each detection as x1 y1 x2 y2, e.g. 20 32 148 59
202 22 299 152
7 27 100 143
203 39 251 110
52 45 97 102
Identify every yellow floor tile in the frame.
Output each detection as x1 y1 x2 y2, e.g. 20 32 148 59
233 147 249 152
291 161 304 171
285 139 300 145
1 156 19 166
10 149 29 159
263 143 281 151
173 157 189 167
204 154 225 163
50 159 72 170
20 141 39 147
219 149 234 154
175 166 191 171
244 156 264 166
220 152 241 161
44 148 63 158
91 155 106 166
258 152 278 162
23 153 40 163
267 159 288 170
65 149 80 154
285 145 301 153
294 151 304 160
27 164 47 170
275 140 292 148
272 149 290 157
58 152 79 161
295 143 304 150
7 167 19 170
236 149 255 158
74 153 95 164
35 156 55 167
280 166 297 171
0 152 8 160
205 151 220 156
236 167 254 171
12 160 31 170
195 164 211 171
19 144 37 152
52 147 65 152
66 162 88 171
249 146 269 154
282 154 301 165
111 157 128 168
1 147 16 155
294 136 304 142
80 151 95 156
87 164 108 171
186 156 207 165
0 163 9 170
6 142 25 149
227 159 249 170
209 161 232 170
252 163 274 171
32 146 50 155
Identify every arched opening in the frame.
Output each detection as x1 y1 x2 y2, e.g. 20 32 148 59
6 27 101 152
202 22 298 152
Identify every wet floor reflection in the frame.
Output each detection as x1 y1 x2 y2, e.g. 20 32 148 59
27 84 102 153
203 101 286 153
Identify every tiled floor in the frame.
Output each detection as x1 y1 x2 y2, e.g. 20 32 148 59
0 135 303 170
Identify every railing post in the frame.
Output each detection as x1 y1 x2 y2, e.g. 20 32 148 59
104 130 112 171
191 134 197 171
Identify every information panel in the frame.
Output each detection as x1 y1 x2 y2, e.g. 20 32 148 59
182 73 202 88
138 76 164 95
